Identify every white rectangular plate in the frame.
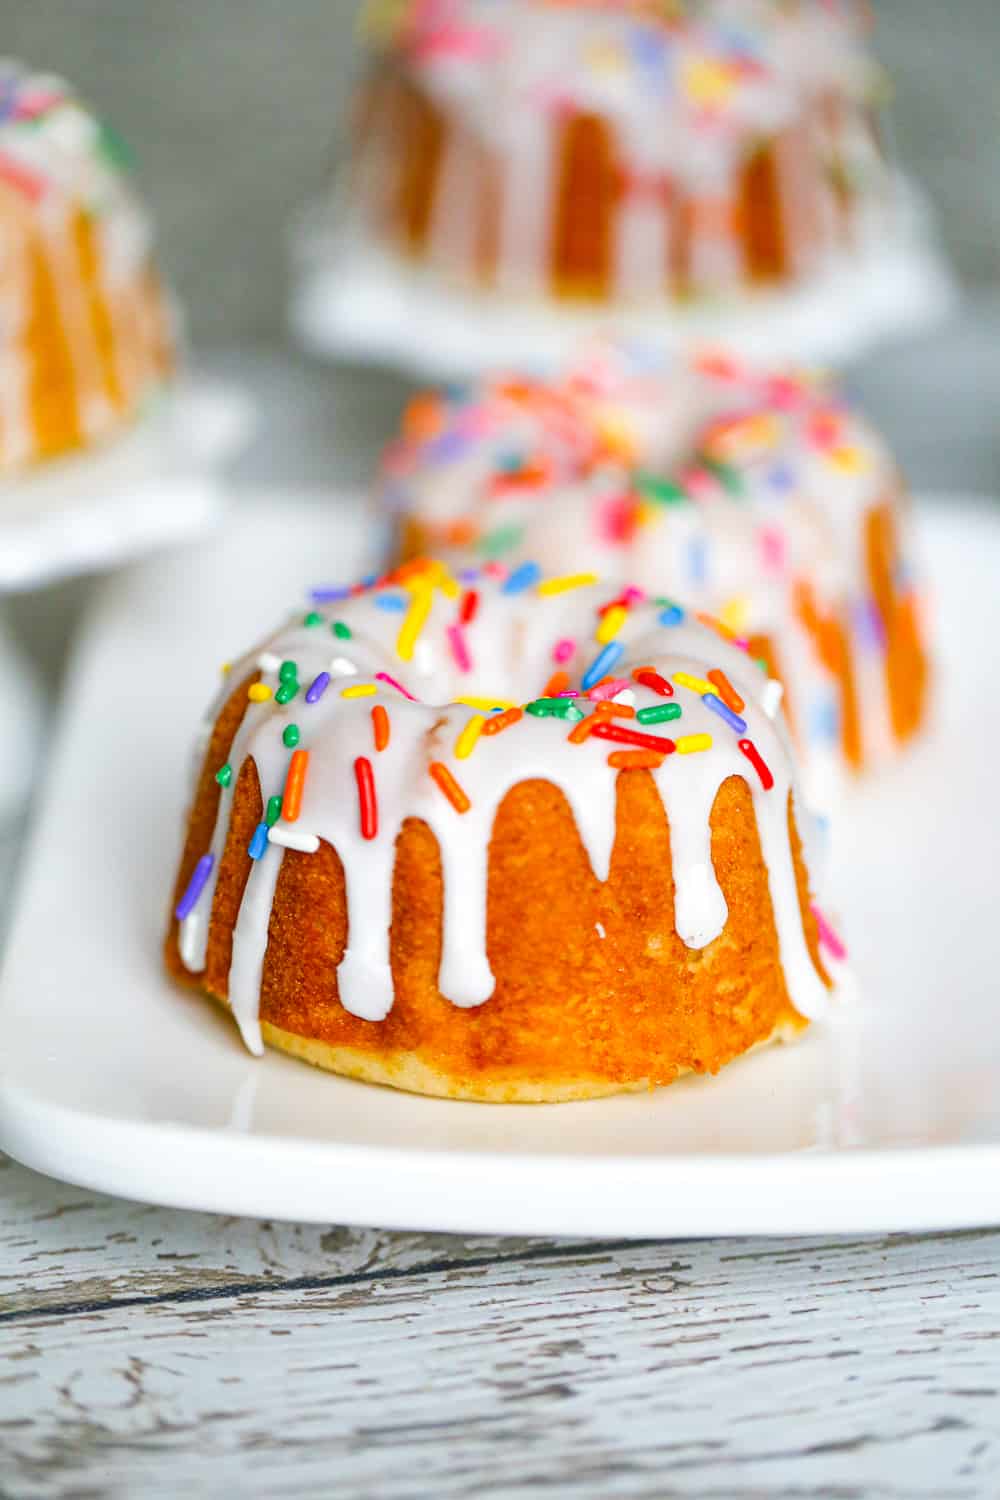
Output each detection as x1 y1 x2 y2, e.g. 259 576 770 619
1 497 997 1237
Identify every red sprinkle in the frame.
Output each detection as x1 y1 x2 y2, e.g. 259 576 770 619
459 589 479 624
371 704 390 752
591 721 677 754
354 756 378 839
632 667 673 698
738 738 774 790
708 669 745 714
482 706 523 736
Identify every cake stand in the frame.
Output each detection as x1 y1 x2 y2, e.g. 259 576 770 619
0 376 252 830
290 179 958 380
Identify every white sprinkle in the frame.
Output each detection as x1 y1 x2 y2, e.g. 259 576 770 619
612 688 636 707
329 656 358 677
257 651 282 672
761 678 784 719
268 825 320 854
595 921 606 940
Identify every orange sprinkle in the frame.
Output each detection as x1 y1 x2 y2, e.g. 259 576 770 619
697 610 737 642
481 707 523 736
594 700 636 720
429 761 471 814
707 669 745 714
371 704 390 752
607 750 666 769
544 670 570 698
281 749 309 823
569 715 598 744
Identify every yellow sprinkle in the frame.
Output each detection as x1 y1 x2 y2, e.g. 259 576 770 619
341 683 377 698
397 586 433 662
537 572 599 597
828 444 867 474
676 733 713 755
596 604 628 645
455 695 516 711
433 567 459 600
674 671 714 696
247 683 272 702
220 661 232 676
454 714 485 761
719 595 751 634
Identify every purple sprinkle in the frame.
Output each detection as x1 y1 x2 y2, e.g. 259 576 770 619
310 585 351 604
426 429 475 463
306 671 331 704
702 692 747 735
174 853 214 921
458 567 481 583
854 599 887 650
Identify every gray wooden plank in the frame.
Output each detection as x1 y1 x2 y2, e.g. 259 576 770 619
3 1216 1000 1499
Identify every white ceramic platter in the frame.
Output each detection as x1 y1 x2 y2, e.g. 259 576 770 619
0 497 997 1237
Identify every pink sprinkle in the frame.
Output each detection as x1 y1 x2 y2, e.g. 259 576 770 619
553 638 576 664
446 623 472 673
557 690 580 698
588 677 632 702
622 586 645 606
811 904 848 962
596 493 635 545
483 561 505 577
375 671 418 702
760 526 786 575
734 637 751 652
679 466 715 499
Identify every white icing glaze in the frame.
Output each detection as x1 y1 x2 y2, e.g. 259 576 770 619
178 566 830 1054
377 342 924 795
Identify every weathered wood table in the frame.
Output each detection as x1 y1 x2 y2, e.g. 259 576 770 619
3 1149 999 1499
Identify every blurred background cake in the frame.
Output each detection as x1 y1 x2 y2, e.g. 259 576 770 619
290 0 956 373
0 62 173 475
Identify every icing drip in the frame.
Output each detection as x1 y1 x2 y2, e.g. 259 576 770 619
177 566 831 1047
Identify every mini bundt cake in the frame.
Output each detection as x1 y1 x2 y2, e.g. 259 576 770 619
348 0 891 307
0 62 173 474
377 345 929 793
166 559 838 1102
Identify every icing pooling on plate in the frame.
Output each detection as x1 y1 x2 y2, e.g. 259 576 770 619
177 561 831 1056
377 342 925 797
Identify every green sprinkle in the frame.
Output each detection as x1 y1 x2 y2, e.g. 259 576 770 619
525 698 559 716
279 659 298 682
635 471 688 506
275 681 299 705
215 763 233 787
756 657 769 673
554 701 585 722
265 794 283 827
303 610 324 628
332 621 352 640
283 724 300 748
637 703 682 725
701 457 744 497
479 524 525 559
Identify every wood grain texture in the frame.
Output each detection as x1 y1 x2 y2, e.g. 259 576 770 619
4 1154 1000 1499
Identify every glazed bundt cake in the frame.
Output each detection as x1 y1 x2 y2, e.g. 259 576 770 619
0 62 173 473
166 559 838 1102
377 345 929 794
349 0 891 307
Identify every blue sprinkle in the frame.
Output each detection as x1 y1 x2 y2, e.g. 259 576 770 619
497 450 525 473
311 585 351 603
766 463 796 493
247 823 269 861
502 560 541 595
581 641 625 691
375 592 407 612
808 698 840 744
361 574 377 589
687 538 707 586
305 671 331 704
702 693 747 735
658 604 685 626
174 853 214 921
